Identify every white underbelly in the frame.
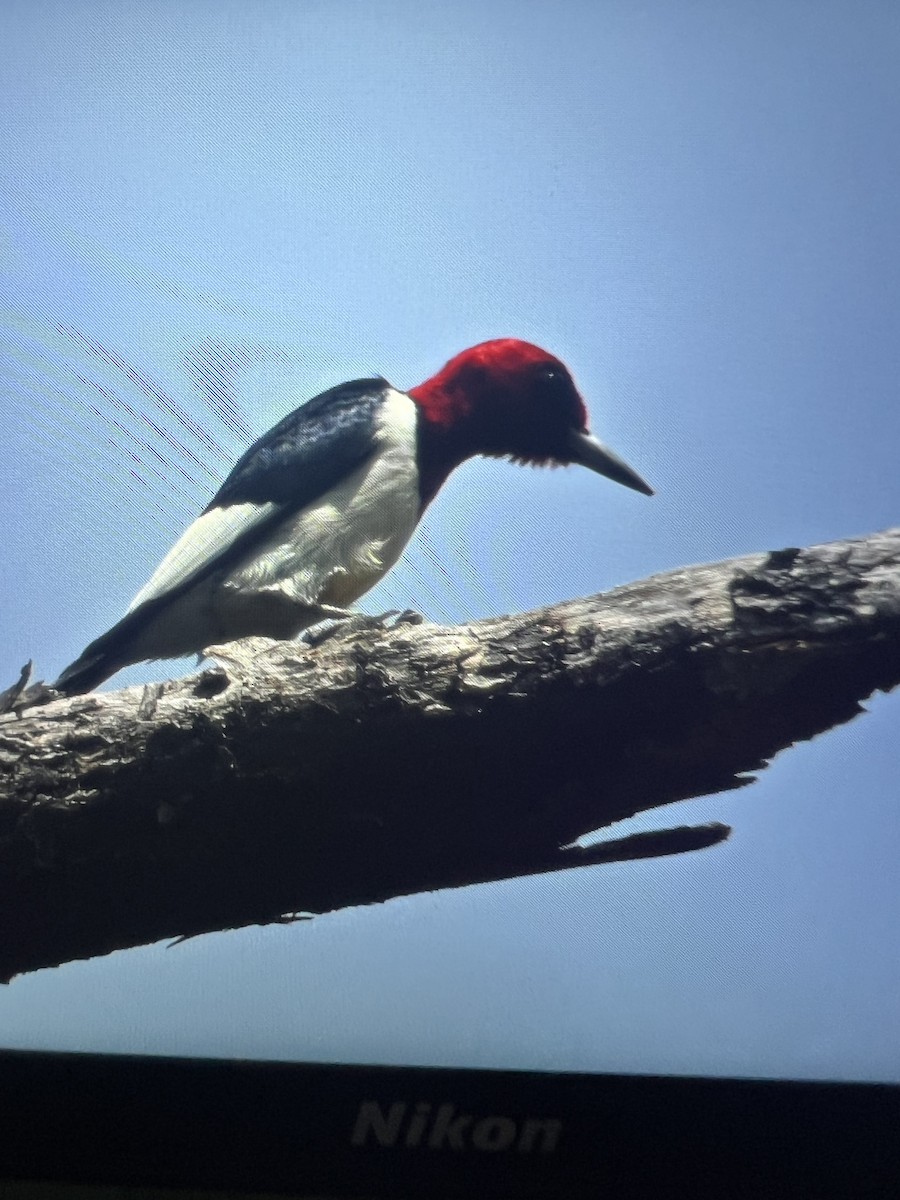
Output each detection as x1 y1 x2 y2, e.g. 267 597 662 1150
225 449 420 609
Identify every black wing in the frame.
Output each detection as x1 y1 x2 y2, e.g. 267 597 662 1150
207 377 390 508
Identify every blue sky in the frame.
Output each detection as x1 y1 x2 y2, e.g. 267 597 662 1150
1 0 899 1082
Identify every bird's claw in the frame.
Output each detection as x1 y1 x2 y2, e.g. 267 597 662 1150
392 608 425 627
301 608 425 648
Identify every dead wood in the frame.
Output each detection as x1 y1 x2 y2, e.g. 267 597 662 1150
1 527 898 981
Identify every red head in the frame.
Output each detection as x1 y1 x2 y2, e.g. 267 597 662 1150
409 338 653 499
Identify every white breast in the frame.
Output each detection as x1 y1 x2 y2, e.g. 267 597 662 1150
225 387 422 607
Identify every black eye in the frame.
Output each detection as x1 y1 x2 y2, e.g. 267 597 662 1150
536 363 567 391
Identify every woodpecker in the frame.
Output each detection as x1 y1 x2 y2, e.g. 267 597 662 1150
54 339 652 695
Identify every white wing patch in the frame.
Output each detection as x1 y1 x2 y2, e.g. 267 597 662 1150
127 501 278 611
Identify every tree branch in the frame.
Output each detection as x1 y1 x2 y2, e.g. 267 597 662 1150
1 527 899 981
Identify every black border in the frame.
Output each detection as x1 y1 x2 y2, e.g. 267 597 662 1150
0 1049 897 1198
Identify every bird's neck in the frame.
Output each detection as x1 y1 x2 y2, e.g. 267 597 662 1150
408 373 486 509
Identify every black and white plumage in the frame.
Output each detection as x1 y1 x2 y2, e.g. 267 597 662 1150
54 340 653 695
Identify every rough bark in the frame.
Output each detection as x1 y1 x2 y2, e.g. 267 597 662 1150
1 527 899 982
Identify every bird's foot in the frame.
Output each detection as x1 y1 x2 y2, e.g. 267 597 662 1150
381 608 425 628
301 608 424 648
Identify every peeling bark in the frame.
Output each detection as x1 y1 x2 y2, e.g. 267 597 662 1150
1 527 899 982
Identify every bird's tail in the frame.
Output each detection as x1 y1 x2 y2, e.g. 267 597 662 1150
53 642 125 696
52 605 154 696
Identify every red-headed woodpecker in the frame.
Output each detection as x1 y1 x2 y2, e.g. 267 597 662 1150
54 339 652 695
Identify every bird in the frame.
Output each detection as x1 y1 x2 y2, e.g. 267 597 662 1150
53 338 653 696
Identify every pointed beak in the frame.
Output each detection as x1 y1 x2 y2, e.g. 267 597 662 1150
566 429 654 496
